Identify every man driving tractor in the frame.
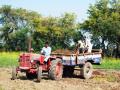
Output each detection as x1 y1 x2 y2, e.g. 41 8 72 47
41 42 52 63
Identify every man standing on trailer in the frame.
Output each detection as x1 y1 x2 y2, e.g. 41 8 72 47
41 42 51 63
85 38 93 53
77 40 88 54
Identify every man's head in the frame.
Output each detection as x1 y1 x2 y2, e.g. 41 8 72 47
30 48 34 52
78 40 82 44
45 41 49 48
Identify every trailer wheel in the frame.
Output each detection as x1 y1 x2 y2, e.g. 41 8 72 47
81 62 93 79
11 66 17 80
37 66 42 82
63 66 74 77
49 59 63 80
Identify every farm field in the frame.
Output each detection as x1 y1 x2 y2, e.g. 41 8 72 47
0 52 120 90
0 0 120 90
0 68 120 90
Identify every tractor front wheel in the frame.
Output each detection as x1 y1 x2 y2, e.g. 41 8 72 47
11 66 17 80
37 66 42 82
49 59 63 80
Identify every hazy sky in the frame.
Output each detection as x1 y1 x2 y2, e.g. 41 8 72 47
0 0 96 22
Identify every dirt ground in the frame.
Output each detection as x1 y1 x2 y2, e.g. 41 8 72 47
0 68 120 90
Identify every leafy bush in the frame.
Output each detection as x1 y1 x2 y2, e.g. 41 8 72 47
94 57 120 69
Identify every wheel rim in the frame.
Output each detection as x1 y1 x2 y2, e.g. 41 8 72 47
83 63 93 79
85 65 91 74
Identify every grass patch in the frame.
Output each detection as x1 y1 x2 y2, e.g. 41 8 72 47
0 52 20 67
0 52 120 69
0 85 3 90
94 57 120 69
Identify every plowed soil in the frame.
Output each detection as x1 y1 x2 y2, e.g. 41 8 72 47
0 68 120 90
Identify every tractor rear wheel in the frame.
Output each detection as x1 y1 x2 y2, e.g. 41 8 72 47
37 66 42 82
11 66 17 80
49 59 63 80
81 62 93 79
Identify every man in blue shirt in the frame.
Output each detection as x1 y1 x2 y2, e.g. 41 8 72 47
41 42 51 62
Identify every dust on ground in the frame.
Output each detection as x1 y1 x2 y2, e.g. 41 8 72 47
0 68 120 90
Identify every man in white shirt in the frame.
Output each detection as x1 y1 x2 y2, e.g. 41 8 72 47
85 38 93 53
41 42 51 62
77 40 86 53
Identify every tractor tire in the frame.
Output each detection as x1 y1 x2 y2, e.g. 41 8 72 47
49 59 63 80
63 66 74 77
37 66 42 82
81 62 93 79
11 66 17 80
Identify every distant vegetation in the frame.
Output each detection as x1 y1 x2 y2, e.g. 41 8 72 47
0 52 120 69
0 0 120 58
0 52 19 67
94 58 120 69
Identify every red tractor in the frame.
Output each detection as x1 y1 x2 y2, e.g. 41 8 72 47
11 52 63 82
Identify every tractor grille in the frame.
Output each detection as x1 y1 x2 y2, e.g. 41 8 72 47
19 54 31 68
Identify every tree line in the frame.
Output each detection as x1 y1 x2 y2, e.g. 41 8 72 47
0 0 120 58
82 0 120 58
0 5 81 51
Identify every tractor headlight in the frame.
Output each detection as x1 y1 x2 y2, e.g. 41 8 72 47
31 60 34 63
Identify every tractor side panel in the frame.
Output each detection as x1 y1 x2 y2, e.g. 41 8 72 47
39 55 45 64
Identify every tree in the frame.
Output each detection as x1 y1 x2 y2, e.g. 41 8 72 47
33 13 78 50
81 0 120 57
58 13 77 48
0 5 79 51
0 5 42 51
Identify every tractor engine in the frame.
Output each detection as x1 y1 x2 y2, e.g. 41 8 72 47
19 53 44 70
